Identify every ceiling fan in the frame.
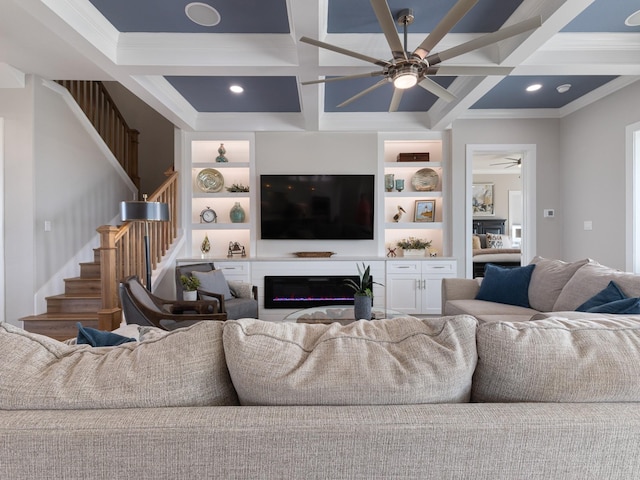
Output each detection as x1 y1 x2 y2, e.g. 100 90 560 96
490 157 522 168
300 0 542 111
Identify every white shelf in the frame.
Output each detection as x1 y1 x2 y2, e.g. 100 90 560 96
192 223 250 230
193 192 250 199
385 222 443 229
385 191 442 198
193 162 250 169
384 161 441 169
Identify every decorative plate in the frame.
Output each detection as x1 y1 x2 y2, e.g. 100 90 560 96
196 168 224 193
411 168 439 191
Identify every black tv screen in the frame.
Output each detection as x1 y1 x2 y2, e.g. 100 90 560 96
260 174 375 240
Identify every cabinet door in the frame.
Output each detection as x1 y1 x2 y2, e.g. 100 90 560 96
386 274 422 314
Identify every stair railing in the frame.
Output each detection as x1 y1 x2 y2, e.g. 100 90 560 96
56 80 141 191
97 169 178 330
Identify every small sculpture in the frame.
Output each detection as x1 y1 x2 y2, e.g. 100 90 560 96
392 206 406 222
227 241 246 257
215 143 228 162
200 234 211 257
387 247 397 257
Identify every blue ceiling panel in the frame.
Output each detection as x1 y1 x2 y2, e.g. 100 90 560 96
471 75 618 109
165 76 301 112
328 0 525 34
562 0 640 32
87 0 290 33
325 76 456 112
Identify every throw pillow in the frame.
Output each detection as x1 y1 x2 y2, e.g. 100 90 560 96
485 233 504 248
472 235 481 250
576 280 627 311
528 256 591 311
193 269 233 300
475 263 535 308
586 297 640 314
223 316 478 406
227 280 253 299
553 262 640 311
76 323 136 347
0 321 239 409
473 317 640 402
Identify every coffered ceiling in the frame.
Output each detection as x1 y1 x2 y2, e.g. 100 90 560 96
0 0 638 132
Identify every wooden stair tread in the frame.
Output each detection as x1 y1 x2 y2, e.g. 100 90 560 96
21 312 99 321
47 293 101 300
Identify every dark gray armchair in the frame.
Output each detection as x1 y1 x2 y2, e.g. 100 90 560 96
175 263 259 319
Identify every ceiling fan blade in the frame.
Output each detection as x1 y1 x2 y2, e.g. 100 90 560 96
370 0 407 60
389 88 404 112
337 78 389 108
426 16 542 66
300 36 391 68
417 77 456 102
412 0 479 60
426 65 513 76
301 71 385 86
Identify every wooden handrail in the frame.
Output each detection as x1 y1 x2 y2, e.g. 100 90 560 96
98 169 179 330
56 80 141 192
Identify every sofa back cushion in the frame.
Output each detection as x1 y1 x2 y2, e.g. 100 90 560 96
0 321 238 409
223 316 478 406
472 317 640 402
553 262 640 311
527 256 591 311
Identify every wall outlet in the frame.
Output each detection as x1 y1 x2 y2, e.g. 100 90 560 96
543 209 555 218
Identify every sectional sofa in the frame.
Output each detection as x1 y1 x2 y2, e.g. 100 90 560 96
2 313 640 479
443 256 640 323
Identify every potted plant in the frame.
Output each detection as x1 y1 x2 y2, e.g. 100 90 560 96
180 274 200 301
344 263 383 320
396 237 432 257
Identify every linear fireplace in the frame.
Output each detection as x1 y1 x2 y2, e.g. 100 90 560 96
264 275 365 309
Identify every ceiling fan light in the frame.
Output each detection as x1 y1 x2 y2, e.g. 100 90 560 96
393 65 419 89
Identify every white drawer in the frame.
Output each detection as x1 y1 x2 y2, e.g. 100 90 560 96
387 261 420 273
215 262 249 274
423 261 456 274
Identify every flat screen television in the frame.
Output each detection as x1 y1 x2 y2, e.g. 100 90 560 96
260 174 375 240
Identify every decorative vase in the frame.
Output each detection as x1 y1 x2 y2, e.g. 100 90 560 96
230 202 246 223
200 233 211 257
384 174 395 192
395 179 404 192
402 249 425 257
183 290 197 301
215 143 228 162
353 294 372 320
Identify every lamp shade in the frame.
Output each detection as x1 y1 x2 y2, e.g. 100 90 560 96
120 201 169 222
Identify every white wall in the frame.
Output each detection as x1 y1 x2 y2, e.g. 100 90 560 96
559 80 640 270
254 132 379 257
1 76 136 325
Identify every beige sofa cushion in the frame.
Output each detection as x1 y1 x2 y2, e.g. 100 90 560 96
527 256 591 311
223 316 478 406
0 321 238 409
473 317 640 402
553 262 640 311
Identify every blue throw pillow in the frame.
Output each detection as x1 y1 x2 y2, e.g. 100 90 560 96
586 297 640 314
76 323 136 347
576 280 627 311
475 263 536 308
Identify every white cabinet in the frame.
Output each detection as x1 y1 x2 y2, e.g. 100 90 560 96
386 259 456 315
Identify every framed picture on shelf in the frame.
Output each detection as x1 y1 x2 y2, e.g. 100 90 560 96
414 200 436 222
472 183 494 216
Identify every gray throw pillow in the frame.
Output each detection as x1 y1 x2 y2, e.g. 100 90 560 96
527 256 591 311
193 269 233 300
223 316 478 406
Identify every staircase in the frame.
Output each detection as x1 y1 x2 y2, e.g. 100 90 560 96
21 250 104 342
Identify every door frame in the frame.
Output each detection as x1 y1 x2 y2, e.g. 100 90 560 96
465 144 537 278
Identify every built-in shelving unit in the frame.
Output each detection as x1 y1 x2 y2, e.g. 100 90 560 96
380 134 447 258
186 133 256 259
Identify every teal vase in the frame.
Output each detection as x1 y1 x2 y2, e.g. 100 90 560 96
230 202 246 223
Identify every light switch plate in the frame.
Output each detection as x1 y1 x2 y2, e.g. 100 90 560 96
543 209 555 218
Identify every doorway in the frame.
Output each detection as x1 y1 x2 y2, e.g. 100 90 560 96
465 144 537 278
626 121 640 273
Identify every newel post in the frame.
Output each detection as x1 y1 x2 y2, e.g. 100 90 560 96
97 225 122 331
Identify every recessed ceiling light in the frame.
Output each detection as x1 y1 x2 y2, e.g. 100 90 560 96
185 3 221 27
625 9 640 26
556 83 571 94
229 85 244 93
526 83 542 92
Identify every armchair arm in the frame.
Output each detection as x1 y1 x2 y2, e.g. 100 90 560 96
196 289 226 313
167 299 221 315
